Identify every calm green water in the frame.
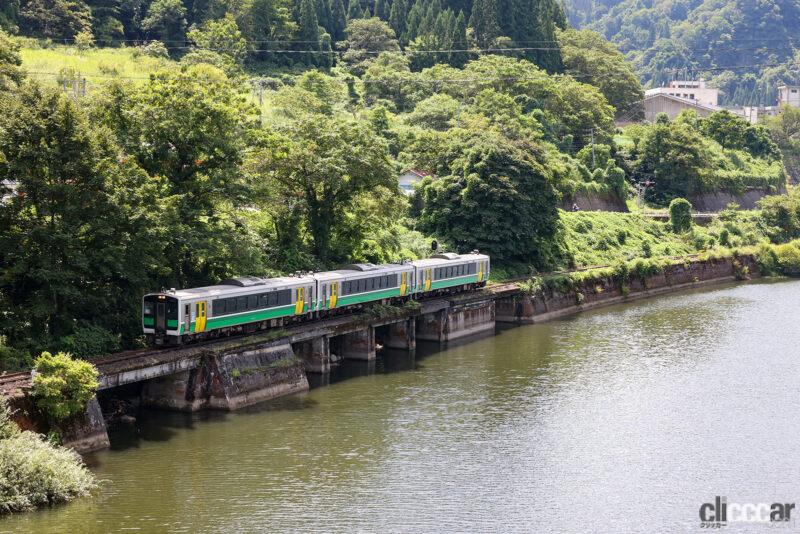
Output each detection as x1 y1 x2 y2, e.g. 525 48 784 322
5 279 800 533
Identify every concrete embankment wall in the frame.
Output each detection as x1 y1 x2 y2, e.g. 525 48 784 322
561 190 628 212
496 254 759 324
688 187 781 212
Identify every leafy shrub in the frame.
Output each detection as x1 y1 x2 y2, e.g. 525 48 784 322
669 198 693 232
518 276 544 295
755 242 780 275
32 352 98 422
134 40 169 59
0 399 18 441
773 242 800 275
0 430 95 514
74 29 94 51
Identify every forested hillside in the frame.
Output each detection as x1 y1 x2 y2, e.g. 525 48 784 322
0 0 793 368
566 0 800 106
0 0 565 71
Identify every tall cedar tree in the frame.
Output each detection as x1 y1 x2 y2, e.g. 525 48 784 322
329 0 347 40
449 10 469 67
347 0 363 19
469 0 500 48
298 0 321 65
388 0 405 41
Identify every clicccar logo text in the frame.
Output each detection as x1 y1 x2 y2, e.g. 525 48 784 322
699 496 795 528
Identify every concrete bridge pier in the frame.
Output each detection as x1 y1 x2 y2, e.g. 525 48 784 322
417 301 495 343
339 328 376 360
293 336 331 373
141 343 308 411
382 319 416 351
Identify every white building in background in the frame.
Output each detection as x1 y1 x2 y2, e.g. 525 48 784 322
645 80 719 108
778 85 800 107
398 169 433 196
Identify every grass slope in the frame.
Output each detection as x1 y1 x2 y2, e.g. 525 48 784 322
19 41 173 88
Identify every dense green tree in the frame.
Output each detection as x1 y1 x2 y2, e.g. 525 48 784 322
141 0 187 45
406 93 460 130
766 106 800 183
19 0 92 39
558 28 643 119
94 65 265 288
262 115 397 264
187 14 248 65
699 110 780 160
418 130 564 266
0 30 24 92
0 83 162 348
636 120 712 205
339 17 400 75
362 51 420 110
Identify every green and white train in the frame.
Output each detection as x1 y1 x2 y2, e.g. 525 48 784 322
143 252 490 344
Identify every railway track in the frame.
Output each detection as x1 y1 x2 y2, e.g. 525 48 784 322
0 284 513 394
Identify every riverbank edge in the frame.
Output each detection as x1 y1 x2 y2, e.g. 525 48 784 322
494 254 760 324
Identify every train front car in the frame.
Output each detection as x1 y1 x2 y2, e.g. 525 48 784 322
411 252 490 296
143 291 182 345
143 275 317 345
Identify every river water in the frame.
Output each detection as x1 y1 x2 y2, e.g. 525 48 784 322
5 279 800 533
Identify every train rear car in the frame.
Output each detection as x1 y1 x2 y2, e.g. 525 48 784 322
411 252 489 295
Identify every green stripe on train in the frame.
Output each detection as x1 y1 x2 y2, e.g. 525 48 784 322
335 287 402 307
429 274 479 290
143 317 154 327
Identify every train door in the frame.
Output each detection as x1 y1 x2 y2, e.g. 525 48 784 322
184 303 191 333
195 301 207 332
400 272 408 295
477 261 484 282
425 268 432 291
295 287 305 314
330 282 339 308
156 301 166 334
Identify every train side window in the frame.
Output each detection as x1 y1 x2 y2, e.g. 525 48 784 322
227 298 237 313
279 290 290 306
259 294 268 308
248 294 258 310
237 296 247 311
213 300 224 315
